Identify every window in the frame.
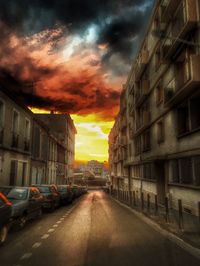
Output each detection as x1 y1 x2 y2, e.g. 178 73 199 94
12 110 19 134
133 165 141 178
0 100 4 144
143 164 154 180
142 129 151 152
177 103 189 135
193 156 200 186
157 120 165 143
135 136 141 155
190 95 200 131
179 158 193 184
25 119 30 140
177 94 200 136
170 158 197 185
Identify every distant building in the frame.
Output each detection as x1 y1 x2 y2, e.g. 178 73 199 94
35 114 77 183
87 160 104 178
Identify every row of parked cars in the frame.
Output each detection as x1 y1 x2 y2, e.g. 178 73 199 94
0 184 87 245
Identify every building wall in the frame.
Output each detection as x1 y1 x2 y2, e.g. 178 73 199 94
109 0 200 216
0 89 32 186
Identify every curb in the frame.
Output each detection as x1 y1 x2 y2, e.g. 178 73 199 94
111 196 200 261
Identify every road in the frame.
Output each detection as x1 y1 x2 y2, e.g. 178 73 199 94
0 191 199 266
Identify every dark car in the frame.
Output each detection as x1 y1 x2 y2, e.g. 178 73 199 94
71 185 80 199
0 192 12 245
57 185 73 205
33 185 60 211
0 186 43 229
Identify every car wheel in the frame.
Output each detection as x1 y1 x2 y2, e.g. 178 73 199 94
0 225 8 245
18 215 27 229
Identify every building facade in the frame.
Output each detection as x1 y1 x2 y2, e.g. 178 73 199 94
0 88 76 186
35 114 76 183
0 88 32 186
109 0 200 216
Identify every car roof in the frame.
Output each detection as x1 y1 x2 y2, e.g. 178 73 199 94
0 186 29 189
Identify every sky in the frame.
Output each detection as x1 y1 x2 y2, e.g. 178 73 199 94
0 0 154 162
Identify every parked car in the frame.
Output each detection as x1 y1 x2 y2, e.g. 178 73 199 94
71 185 80 199
0 192 12 245
57 185 73 205
0 186 43 229
32 185 60 211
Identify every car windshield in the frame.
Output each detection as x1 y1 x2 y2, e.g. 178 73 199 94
36 186 50 193
6 188 28 200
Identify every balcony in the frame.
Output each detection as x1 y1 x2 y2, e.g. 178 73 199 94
162 0 197 59
0 128 4 145
161 0 180 23
164 54 200 107
135 49 149 82
135 80 150 107
136 111 151 133
11 132 19 148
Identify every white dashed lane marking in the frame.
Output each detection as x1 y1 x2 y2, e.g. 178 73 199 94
48 228 55 233
41 234 49 240
32 242 42 249
56 221 62 224
53 224 58 227
20 253 32 260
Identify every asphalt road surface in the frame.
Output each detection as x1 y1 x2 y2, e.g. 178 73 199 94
0 191 199 266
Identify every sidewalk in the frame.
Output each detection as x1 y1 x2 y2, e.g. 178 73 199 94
110 190 200 249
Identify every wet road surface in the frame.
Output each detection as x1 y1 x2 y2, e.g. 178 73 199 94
0 191 200 266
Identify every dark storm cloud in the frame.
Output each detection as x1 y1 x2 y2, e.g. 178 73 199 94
0 0 154 117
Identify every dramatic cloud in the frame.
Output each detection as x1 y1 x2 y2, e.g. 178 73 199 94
0 0 154 119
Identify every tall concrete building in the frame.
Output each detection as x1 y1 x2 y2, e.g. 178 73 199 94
109 0 200 216
35 114 77 183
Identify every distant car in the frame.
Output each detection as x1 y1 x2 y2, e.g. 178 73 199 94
0 192 12 245
32 185 60 211
57 185 73 205
0 186 43 229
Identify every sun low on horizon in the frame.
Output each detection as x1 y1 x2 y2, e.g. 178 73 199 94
31 108 114 163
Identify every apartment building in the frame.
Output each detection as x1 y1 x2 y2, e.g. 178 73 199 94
35 114 76 183
109 0 200 215
0 88 76 186
0 87 32 186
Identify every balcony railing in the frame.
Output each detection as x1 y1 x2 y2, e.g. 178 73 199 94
135 80 149 107
162 0 197 59
164 54 200 106
11 132 19 148
0 128 4 145
135 49 149 81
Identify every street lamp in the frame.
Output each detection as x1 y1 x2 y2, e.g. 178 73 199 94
151 29 200 47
